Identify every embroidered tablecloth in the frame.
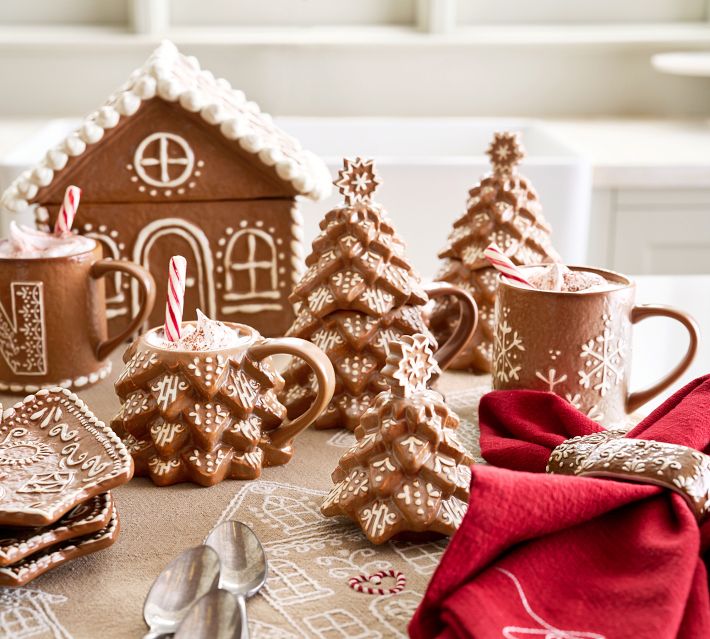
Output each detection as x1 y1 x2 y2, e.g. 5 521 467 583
0 352 488 639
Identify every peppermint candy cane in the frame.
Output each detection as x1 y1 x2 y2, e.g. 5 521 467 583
165 256 187 342
348 569 406 595
54 185 82 235
483 242 536 289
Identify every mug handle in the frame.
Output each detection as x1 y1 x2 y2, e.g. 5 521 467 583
248 337 335 448
423 282 478 369
626 304 699 413
90 259 156 361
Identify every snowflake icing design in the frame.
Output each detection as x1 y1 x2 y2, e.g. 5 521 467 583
334 157 381 205
578 314 626 397
486 131 525 177
493 305 525 383
382 334 439 397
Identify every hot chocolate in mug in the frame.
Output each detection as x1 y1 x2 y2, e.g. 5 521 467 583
0 240 155 392
492 265 698 426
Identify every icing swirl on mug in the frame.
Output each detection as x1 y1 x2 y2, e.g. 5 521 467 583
0 222 95 258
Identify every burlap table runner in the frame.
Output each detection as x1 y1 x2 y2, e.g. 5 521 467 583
0 352 489 639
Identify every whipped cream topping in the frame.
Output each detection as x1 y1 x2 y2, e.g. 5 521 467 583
0 222 95 258
149 310 248 351
518 264 621 293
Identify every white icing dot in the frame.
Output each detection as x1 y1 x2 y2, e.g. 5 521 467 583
194 171 201 177
239 221 247 228
177 188 185 195
217 238 226 246
130 176 138 183
197 160 205 168
99 225 107 232
278 253 285 260
139 186 146 192
126 164 132 170
188 182 196 189
256 220 264 228
165 189 172 196
216 251 223 259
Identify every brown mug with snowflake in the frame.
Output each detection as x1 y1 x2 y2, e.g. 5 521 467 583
492 264 698 427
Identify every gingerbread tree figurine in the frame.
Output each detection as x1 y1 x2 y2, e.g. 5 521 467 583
321 334 473 544
428 131 561 373
280 158 443 430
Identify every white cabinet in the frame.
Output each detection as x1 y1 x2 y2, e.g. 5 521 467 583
590 188 710 274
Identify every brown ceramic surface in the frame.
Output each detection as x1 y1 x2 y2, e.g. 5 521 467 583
322 335 473 544
111 321 335 486
0 389 133 526
0 504 119 587
0 242 155 392
282 158 478 430
429 131 560 373
547 430 710 520
493 266 698 427
0 492 113 567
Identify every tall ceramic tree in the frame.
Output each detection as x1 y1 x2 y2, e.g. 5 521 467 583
280 158 442 430
429 131 560 373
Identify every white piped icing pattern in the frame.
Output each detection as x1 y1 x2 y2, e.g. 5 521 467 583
1 40 332 221
0 360 111 394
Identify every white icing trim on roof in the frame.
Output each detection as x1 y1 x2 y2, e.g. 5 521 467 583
1 40 332 218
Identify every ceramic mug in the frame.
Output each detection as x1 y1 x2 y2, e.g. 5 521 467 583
492 265 698 427
0 241 155 393
112 321 336 486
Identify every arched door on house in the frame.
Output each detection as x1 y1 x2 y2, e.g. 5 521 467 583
132 218 215 328
222 228 282 315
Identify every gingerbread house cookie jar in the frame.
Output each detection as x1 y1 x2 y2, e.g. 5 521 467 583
0 40 331 338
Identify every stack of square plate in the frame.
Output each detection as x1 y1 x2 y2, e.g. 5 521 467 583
0 388 133 586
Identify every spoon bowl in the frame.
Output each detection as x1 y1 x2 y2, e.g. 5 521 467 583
174 590 243 639
205 521 268 639
143 545 221 639
205 521 267 597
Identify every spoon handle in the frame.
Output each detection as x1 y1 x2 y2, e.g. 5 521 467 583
238 594 249 639
143 631 169 639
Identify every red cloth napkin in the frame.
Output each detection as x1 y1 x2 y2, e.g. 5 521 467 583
409 375 710 639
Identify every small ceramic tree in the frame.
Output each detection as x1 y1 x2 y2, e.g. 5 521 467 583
281 158 440 430
321 334 473 544
429 131 560 373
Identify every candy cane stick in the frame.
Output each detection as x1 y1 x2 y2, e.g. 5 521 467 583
165 256 187 342
54 185 82 235
483 242 536 289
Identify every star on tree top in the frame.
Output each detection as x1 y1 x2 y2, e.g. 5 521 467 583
334 157 381 205
486 131 525 177
381 334 440 397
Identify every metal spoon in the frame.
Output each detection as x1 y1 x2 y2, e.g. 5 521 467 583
142 545 221 639
205 521 268 639
174 589 243 639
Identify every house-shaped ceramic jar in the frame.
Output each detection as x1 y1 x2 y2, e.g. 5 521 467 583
0 40 331 337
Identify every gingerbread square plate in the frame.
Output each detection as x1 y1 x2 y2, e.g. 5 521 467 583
0 492 113 566
0 388 133 526
0 504 119 587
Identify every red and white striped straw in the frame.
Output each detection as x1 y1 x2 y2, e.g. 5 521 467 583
165 256 187 342
54 185 82 235
483 242 536 289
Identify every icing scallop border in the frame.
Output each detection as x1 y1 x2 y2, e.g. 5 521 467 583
0 360 112 395
0 40 332 221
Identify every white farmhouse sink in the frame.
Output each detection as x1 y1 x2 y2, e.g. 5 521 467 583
0 117 591 277
279 117 591 276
